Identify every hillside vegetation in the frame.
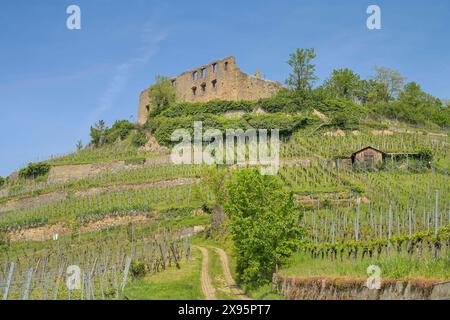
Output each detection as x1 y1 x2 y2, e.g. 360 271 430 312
0 48 448 300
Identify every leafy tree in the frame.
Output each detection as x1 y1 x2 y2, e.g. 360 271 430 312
148 75 177 118
372 66 405 100
363 79 391 104
0 176 5 188
323 68 362 101
398 82 441 107
90 120 108 147
224 169 304 288
76 140 83 151
286 48 318 94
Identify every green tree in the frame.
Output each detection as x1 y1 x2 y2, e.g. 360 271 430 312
372 66 405 100
399 82 440 107
323 68 362 101
224 169 304 289
148 75 177 118
363 79 391 104
76 140 83 151
286 48 318 94
0 176 5 188
90 120 108 147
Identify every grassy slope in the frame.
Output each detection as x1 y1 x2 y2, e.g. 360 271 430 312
281 251 450 281
122 247 203 300
0 118 448 300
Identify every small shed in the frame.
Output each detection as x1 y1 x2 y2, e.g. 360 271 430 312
351 146 386 165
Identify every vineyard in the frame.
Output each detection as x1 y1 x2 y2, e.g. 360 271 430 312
0 127 448 299
0 225 193 300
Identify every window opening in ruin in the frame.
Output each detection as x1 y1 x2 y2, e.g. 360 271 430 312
224 61 229 71
201 68 206 79
171 79 176 86
211 79 217 89
193 71 198 81
146 105 150 112
201 83 206 93
212 63 218 74
192 86 197 95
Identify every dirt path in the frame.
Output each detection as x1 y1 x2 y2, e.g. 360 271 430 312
195 246 217 300
212 247 252 300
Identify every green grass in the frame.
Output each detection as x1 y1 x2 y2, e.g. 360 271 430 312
247 284 284 300
192 235 285 300
208 248 238 300
47 145 166 166
282 251 450 280
122 247 204 300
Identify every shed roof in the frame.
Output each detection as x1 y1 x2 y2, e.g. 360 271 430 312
351 146 387 157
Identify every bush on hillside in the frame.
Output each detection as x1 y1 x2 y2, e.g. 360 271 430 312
105 120 135 144
243 113 313 135
0 176 5 188
90 120 136 147
151 112 313 146
158 99 256 118
417 148 433 162
131 130 148 147
19 162 51 179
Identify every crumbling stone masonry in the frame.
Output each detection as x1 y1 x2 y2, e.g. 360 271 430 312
137 56 282 124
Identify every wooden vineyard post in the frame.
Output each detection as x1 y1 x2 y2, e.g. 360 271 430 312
113 265 119 300
3 262 15 301
435 190 439 235
355 198 360 241
185 237 190 262
99 270 105 300
408 209 412 237
379 210 383 240
22 268 33 300
170 243 181 270
121 256 132 292
388 205 393 256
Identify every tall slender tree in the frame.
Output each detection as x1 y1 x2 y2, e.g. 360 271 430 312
286 48 318 94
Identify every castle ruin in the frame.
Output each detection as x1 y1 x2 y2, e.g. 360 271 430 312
137 56 282 124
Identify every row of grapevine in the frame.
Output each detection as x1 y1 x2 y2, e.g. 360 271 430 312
0 226 192 300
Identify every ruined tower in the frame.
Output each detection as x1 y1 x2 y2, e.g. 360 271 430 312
137 56 282 124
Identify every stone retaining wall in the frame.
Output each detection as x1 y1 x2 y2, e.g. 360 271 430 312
273 274 450 300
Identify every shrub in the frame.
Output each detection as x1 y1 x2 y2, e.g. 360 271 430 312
158 99 255 118
417 148 433 162
243 113 313 136
130 262 147 278
0 176 5 188
0 230 10 248
19 162 51 180
105 120 135 144
131 130 148 147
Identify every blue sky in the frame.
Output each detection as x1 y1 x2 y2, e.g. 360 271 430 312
0 0 449 176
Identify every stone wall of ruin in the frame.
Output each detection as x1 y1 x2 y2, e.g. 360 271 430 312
137 56 282 124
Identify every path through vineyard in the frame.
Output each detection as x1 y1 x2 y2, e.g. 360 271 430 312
196 246 217 300
212 247 252 300
196 246 251 300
